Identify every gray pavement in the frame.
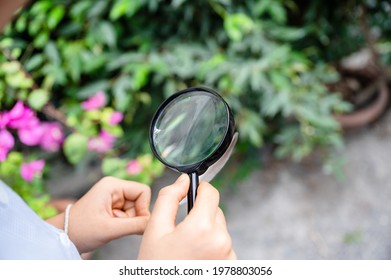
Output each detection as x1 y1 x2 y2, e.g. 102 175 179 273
48 110 391 260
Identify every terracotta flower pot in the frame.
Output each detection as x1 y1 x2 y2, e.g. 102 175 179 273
331 48 390 129
334 79 389 129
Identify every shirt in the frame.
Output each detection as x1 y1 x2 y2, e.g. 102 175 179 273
0 180 81 259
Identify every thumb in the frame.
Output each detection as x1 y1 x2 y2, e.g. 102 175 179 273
148 174 189 235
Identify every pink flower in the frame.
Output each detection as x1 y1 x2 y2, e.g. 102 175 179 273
0 102 63 153
109 111 124 126
8 101 24 119
17 121 64 152
126 159 142 175
0 112 10 129
81 91 106 111
0 129 15 161
87 130 115 153
7 101 37 130
20 159 45 182
17 119 44 146
40 123 64 152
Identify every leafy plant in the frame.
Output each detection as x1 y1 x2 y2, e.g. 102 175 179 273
0 0 354 216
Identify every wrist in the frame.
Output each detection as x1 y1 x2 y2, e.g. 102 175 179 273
46 212 65 230
46 205 80 252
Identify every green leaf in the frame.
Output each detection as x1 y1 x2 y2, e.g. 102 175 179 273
42 64 67 85
253 0 286 23
15 15 27 32
68 55 82 82
269 70 290 90
238 110 265 147
87 0 108 18
102 157 127 177
7 151 23 164
0 38 13 48
84 110 102 121
110 0 144 20
163 80 177 98
224 13 254 41
197 54 225 80
82 54 107 73
77 80 110 99
106 53 144 71
47 6 65 30
269 2 287 24
138 92 151 105
268 26 306 41
70 1 90 18
28 20 41 36
113 76 132 112
172 0 187 8
28 89 49 110
253 0 272 17
25 54 45 71
110 0 129 20
102 125 123 138
1 61 20 74
63 134 88 164
44 41 61 65
30 1 51 15
99 21 117 48
6 72 33 89
133 65 149 90
250 72 268 92
33 32 49 48
296 106 339 129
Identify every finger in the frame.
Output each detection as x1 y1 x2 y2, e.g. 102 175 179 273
99 176 150 201
100 177 151 217
113 206 138 218
132 186 151 217
215 210 237 260
112 208 128 218
148 174 189 234
109 216 150 238
228 249 237 260
124 201 137 217
215 208 228 228
189 181 220 223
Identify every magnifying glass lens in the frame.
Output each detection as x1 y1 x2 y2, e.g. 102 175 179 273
153 90 229 167
150 87 235 213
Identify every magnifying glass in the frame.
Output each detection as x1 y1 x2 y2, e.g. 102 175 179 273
149 86 238 213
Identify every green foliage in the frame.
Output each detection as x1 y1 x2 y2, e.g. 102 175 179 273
0 152 57 219
0 0 357 206
102 154 164 183
28 89 49 110
293 0 391 62
63 133 88 164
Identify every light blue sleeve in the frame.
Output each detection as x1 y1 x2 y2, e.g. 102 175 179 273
0 180 81 260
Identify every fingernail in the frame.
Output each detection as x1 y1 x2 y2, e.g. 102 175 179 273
176 173 188 184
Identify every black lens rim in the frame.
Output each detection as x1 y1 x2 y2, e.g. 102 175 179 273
149 86 235 175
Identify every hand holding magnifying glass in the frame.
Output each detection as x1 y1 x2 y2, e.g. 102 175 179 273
149 87 238 213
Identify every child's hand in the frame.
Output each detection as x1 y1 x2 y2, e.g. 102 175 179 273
138 174 236 259
50 177 151 253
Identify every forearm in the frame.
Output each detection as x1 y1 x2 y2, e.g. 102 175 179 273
45 212 65 231
46 212 84 254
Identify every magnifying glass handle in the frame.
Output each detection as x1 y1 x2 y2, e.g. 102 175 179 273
187 172 199 213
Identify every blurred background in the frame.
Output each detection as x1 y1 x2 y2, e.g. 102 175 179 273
0 0 390 259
